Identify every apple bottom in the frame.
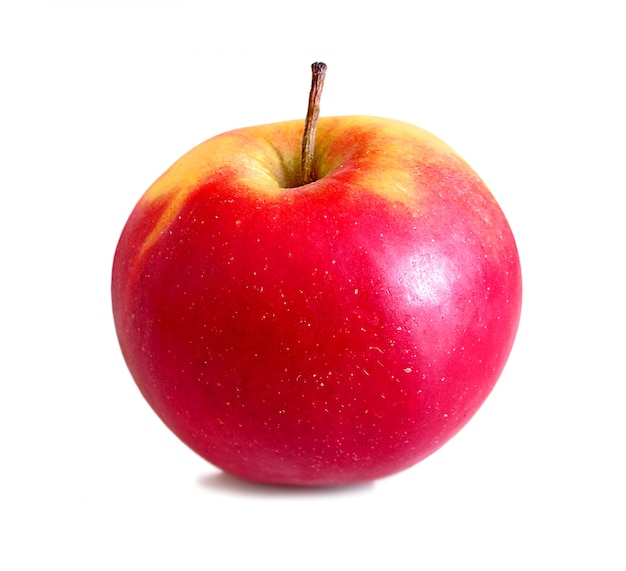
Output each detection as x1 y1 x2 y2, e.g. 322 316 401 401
158 389 494 487
133 341 500 487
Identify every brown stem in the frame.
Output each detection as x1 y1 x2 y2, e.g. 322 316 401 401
301 62 327 185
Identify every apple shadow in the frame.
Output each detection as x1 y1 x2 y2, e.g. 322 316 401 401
197 471 376 497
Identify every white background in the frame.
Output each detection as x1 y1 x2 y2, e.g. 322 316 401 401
2 1 624 569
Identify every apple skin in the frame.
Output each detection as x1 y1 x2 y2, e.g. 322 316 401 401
112 116 522 486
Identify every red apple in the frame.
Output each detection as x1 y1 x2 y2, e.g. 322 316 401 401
112 65 521 486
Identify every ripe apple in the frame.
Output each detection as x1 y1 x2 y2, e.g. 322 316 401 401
112 64 521 486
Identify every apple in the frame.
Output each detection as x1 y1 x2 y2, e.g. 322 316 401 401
112 63 521 486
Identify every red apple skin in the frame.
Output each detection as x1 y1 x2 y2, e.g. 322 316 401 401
112 116 522 486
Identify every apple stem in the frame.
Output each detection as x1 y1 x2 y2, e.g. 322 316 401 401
301 62 327 185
